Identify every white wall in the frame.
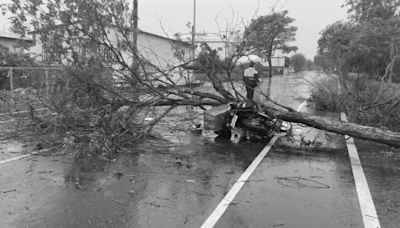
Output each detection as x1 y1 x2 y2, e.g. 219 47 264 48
0 37 33 53
26 30 195 86
261 57 287 68
180 33 231 59
115 32 195 86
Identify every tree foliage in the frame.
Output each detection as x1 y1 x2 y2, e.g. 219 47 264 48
344 0 400 22
305 59 316 70
290 53 307 72
314 0 400 135
2 0 400 156
313 54 334 71
0 44 37 90
245 10 298 77
1 0 248 157
318 13 400 82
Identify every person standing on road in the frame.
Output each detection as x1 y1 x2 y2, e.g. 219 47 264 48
243 62 260 100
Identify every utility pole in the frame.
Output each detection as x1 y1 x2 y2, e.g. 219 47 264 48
132 0 139 98
133 0 138 62
192 0 196 45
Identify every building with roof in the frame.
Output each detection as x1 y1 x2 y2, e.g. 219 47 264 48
0 29 195 85
178 32 234 59
260 56 290 75
117 30 196 86
0 31 35 54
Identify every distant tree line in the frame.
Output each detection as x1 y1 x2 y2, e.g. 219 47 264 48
289 53 316 72
315 0 400 83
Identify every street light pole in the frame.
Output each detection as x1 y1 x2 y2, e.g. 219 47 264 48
133 0 138 58
192 0 196 45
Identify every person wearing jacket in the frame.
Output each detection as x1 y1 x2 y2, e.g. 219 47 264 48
243 62 260 100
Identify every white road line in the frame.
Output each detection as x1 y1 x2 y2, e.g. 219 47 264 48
0 154 31 165
201 101 305 228
200 135 280 228
297 100 307 112
341 113 381 228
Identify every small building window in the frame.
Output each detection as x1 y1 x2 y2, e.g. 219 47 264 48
217 47 223 51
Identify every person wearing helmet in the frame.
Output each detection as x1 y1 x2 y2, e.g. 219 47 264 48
243 61 260 100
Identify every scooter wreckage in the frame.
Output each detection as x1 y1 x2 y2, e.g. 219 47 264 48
200 101 292 142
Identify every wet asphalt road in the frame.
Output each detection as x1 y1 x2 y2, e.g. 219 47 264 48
1 71 400 228
354 140 400 228
0 136 266 228
214 148 364 228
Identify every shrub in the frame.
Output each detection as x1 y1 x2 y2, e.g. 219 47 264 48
310 75 400 131
309 77 341 112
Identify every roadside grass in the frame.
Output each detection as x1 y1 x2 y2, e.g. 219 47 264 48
309 74 400 132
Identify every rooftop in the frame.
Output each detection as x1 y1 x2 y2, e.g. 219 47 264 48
179 32 231 43
0 31 32 42
140 30 194 48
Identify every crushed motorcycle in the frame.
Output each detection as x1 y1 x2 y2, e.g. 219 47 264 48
201 101 292 142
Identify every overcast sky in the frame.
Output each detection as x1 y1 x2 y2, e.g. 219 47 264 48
0 0 348 59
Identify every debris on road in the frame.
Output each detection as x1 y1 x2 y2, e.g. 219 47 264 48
274 176 330 189
112 199 125 205
1 189 16 194
113 171 124 179
187 190 215 197
145 202 164 207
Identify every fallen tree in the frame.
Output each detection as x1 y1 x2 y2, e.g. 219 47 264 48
2 0 400 157
268 106 400 148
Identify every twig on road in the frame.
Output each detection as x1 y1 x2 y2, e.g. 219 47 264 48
112 199 125 205
29 162 36 170
241 179 268 182
1 189 16 193
156 196 170 200
215 184 227 188
183 214 195 225
187 190 215 197
26 157 37 161
37 171 54 174
145 202 165 207
225 201 239 206
274 176 330 189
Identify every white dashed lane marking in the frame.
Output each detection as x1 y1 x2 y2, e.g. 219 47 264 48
200 100 307 228
341 113 381 228
0 154 31 165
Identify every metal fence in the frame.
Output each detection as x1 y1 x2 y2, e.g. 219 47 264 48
0 66 121 116
0 66 66 117
0 66 65 95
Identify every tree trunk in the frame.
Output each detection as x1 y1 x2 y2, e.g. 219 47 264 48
268 54 273 77
266 107 400 148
